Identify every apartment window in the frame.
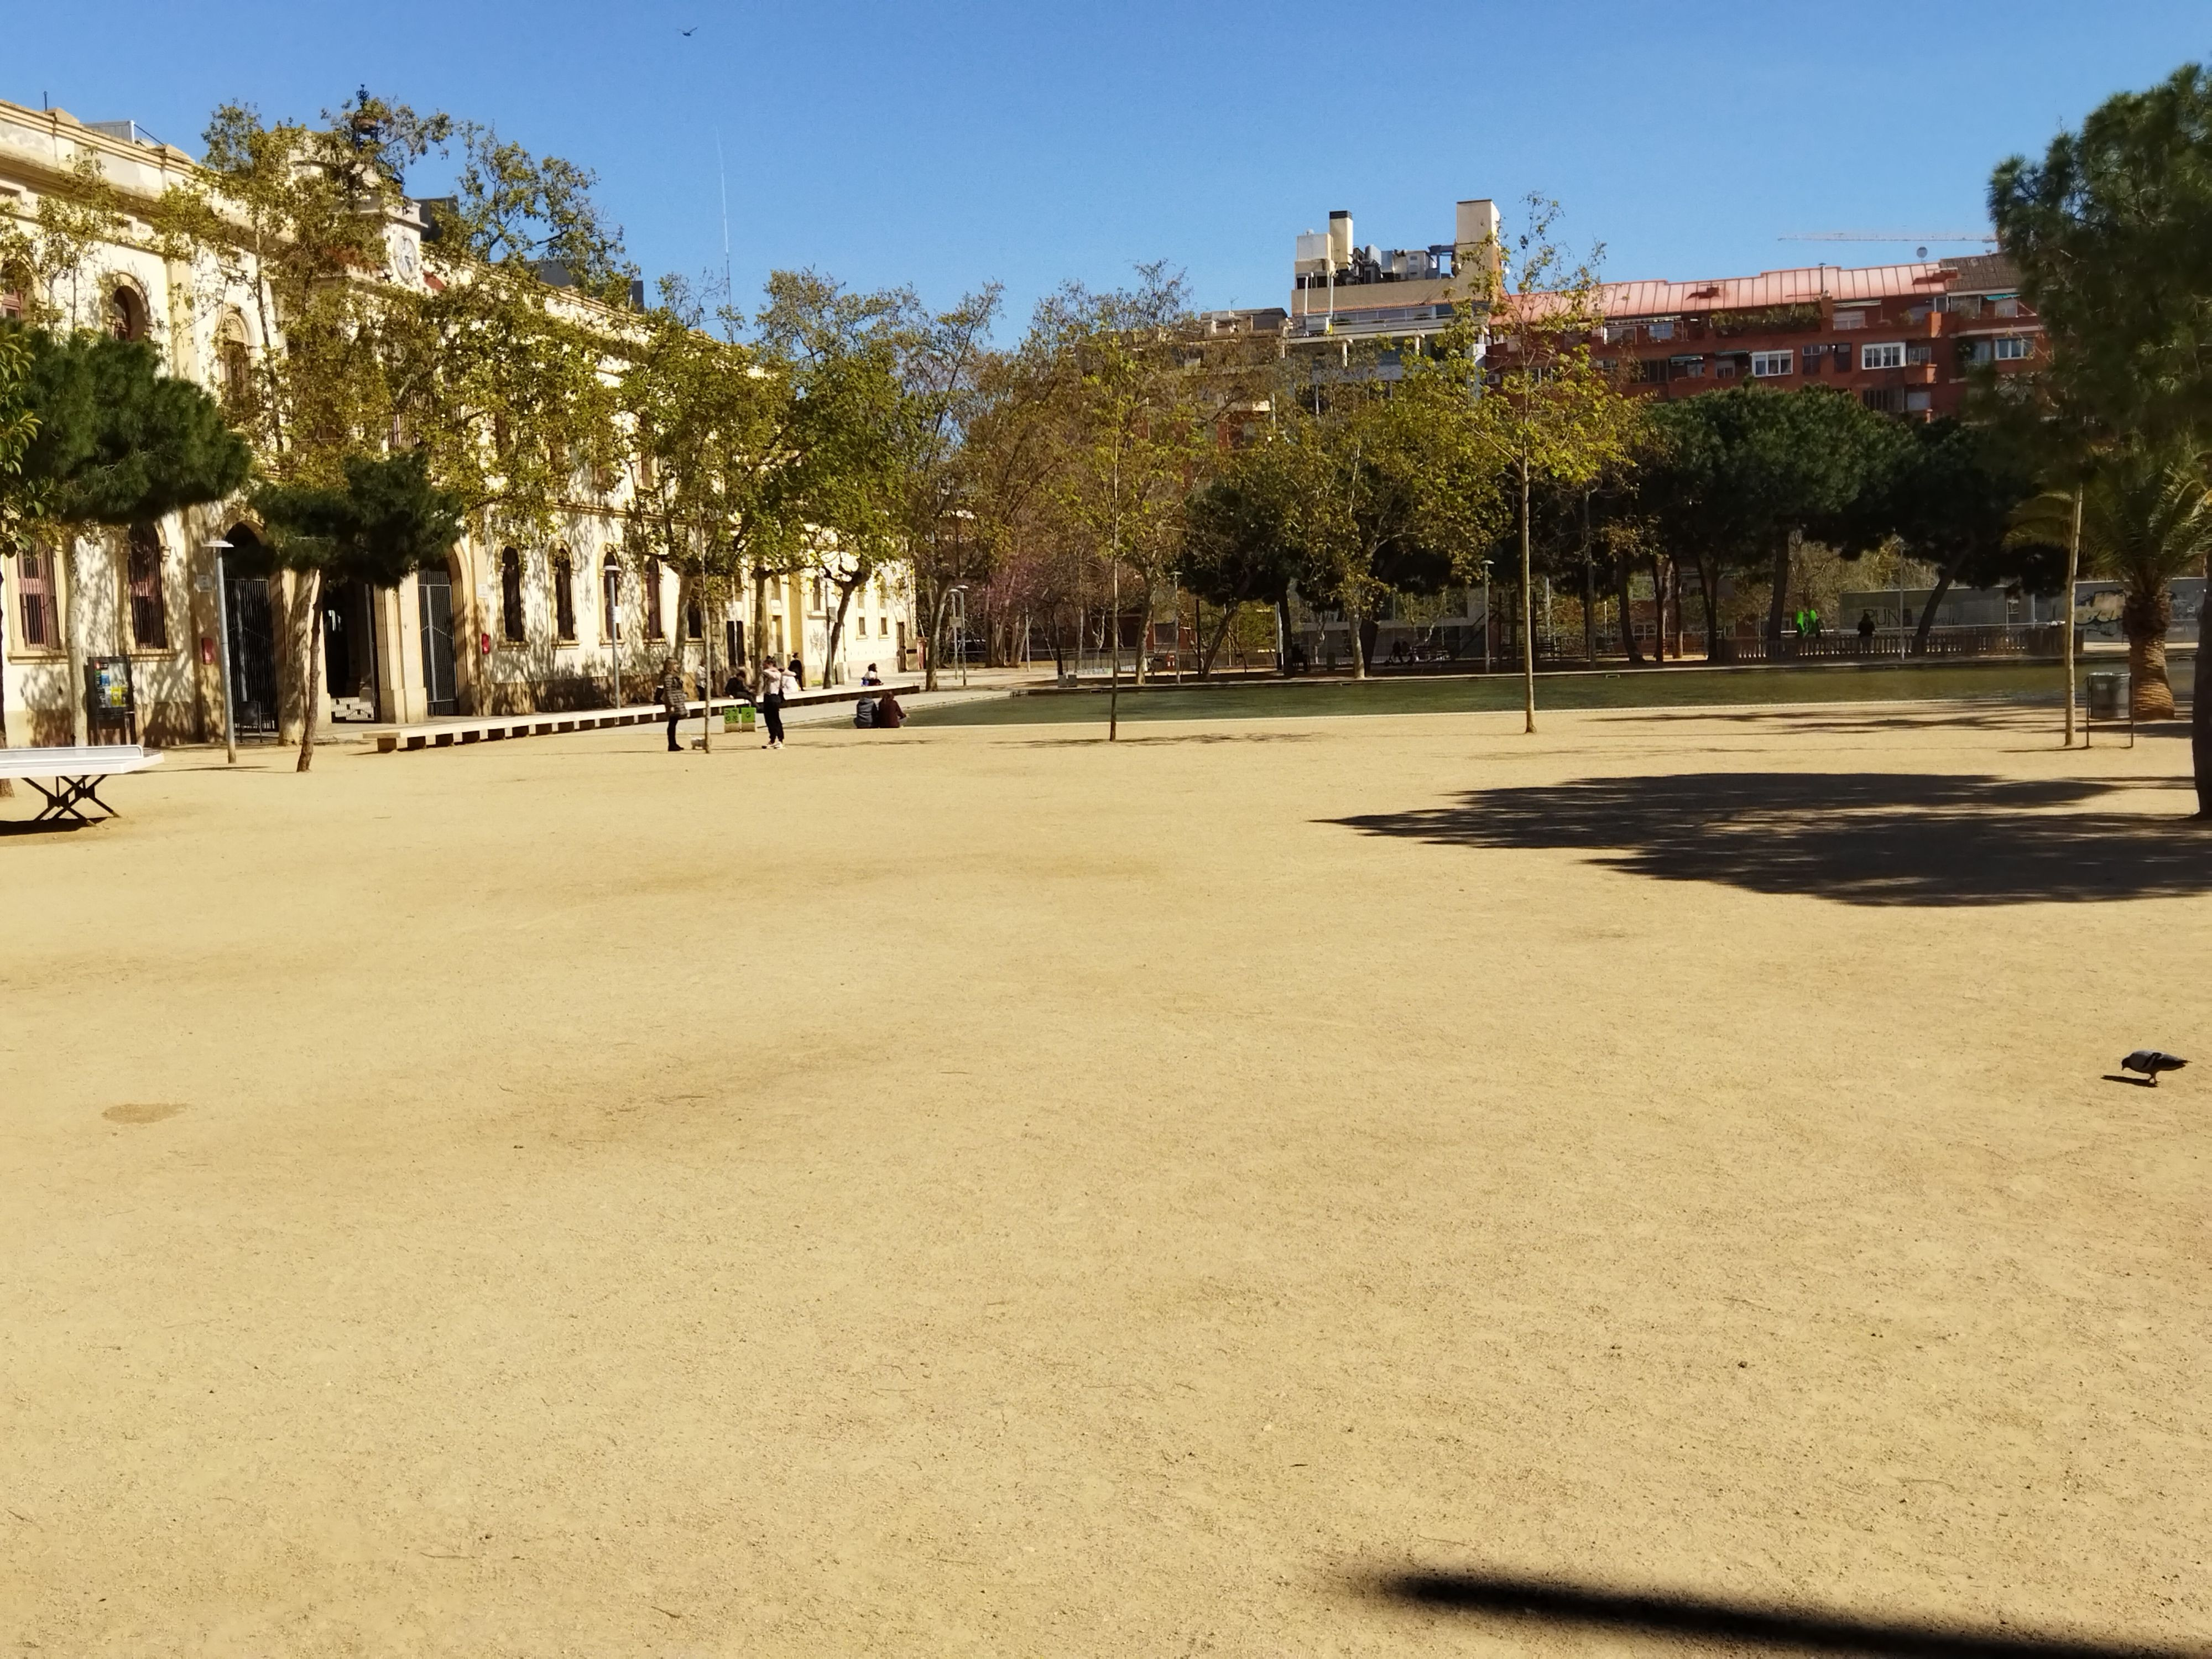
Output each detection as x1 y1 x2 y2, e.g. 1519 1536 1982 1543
127 524 168 649
499 547 525 642
879 615 890 637
644 557 664 639
1906 343 1933 365
2 265 27 322
1669 355 1705 379
1951 295 1984 320
1967 339 1994 366
1992 335 2031 361
1861 387 1906 414
1751 350 1793 378
1832 309 1866 330
16 548 58 648
1993 296 2020 318
1832 342 1853 370
1630 358 1667 384
1861 342 1906 371
686 593 703 640
1647 320 1674 342
1904 390 1932 413
552 550 577 641
1801 345 1824 374
1715 358 1738 380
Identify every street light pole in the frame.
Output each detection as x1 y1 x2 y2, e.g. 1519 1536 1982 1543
206 539 236 764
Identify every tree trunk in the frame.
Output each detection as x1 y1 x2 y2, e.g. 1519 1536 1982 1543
1694 554 1721 662
1132 580 1154 687
1345 597 1367 680
1615 555 1643 666
1107 559 1120 740
1647 553 1668 662
825 578 858 688
1200 601 1239 679
2194 629 2209 817
2122 588 2176 719
1519 462 1536 733
2062 490 2081 747
1276 597 1294 676
1765 535 1793 660
1582 556 1597 662
1913 566 1955 656
296 570 324 773
700 591 714 753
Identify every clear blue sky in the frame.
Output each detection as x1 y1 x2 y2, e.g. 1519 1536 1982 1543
9 1 2208 332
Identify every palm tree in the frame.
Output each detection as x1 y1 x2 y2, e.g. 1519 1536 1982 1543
2012 446 2212 719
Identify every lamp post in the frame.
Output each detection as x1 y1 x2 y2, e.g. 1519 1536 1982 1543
205 538 236 764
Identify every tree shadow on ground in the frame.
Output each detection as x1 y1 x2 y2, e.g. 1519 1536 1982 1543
1369 1568 2200 1658
1010 732 1320 748
1329 774 2212 906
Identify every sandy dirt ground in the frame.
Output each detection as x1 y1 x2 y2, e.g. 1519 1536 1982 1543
3 701 2208 1657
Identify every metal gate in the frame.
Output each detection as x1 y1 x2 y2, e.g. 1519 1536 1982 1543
226 575 279 734
418 567 458 716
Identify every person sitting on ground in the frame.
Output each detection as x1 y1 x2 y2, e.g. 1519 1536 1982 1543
873 686 905 729
854 690 877 729
860 664 882 686
725 661 753 701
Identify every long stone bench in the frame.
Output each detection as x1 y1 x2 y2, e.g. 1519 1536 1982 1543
365 684 919 753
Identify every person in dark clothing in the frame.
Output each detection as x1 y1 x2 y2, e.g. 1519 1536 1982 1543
787 654 805 689
660 667 687 752
760 658 786 748
1858 610 1877 649
874 687 905 729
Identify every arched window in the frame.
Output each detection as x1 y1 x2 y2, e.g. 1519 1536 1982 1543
552 549 576 641
644 557 665 640
685 590 702 640
602 555 620 642
107 284 147 342
216 317 252 411
128 524 169 649
499 547 525 642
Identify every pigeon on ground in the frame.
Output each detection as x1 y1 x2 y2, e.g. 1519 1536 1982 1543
2121 1051 2188 1086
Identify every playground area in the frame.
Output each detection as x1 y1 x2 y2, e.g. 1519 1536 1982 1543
3 697 2207 1655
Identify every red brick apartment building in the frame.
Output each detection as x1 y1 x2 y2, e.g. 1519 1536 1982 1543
1582 253 2042 416
1265 203 2044 417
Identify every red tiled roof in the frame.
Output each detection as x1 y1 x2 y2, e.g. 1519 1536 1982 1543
1589 262 1954 318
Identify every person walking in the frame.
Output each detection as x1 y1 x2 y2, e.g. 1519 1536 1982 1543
759 656 786 749
786 653 805 690
660 664 687 753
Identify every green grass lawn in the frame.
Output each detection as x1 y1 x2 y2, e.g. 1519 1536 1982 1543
912 658 2195 728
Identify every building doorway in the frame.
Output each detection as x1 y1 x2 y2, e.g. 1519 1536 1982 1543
726 619 744 681
896 619 907 673
418 564 458 716
324 577 380 716
223 525 278 734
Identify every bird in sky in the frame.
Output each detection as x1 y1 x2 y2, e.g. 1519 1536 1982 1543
2120 1050 2188 1086
679 25 697 35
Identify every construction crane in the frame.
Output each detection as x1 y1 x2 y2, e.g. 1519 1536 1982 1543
1778 230 1997 259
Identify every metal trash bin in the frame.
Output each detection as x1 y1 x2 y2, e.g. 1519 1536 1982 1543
2087 671 2127 720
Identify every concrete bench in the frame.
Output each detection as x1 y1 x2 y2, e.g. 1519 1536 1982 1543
366 684 922 753
0 744 164 823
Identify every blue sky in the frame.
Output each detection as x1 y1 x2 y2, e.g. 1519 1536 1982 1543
9 2 2208 333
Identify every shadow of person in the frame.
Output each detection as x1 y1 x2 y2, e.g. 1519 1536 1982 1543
1370 1568 2198 1658
1329 773 2212 907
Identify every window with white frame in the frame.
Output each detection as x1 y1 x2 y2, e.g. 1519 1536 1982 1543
1750 350 1793 378
1832 309 1866 330
1861 342 1906 371
1992 335 2031 361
